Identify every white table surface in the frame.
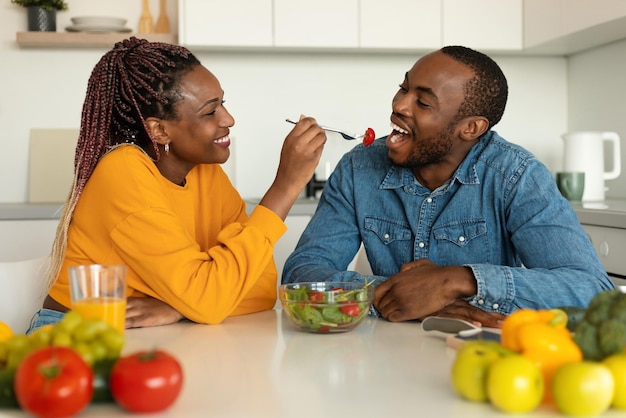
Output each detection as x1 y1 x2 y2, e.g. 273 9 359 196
2 309 623 418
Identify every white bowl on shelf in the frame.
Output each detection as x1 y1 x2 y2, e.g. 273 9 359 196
70 16 127 27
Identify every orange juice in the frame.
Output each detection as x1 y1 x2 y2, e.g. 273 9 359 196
72 297 126 333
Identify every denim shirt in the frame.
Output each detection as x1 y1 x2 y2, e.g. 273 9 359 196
282 131 614 314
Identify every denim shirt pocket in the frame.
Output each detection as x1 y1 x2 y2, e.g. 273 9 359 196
363 217 413 275
432 220 488 248
364 217 412 244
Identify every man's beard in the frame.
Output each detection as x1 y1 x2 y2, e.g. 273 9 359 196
395 122 456 169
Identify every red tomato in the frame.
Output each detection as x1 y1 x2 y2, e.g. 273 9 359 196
110 349 183 413
362 127 376 146
340 304 361 317
309 291 324 302
14 346 94 418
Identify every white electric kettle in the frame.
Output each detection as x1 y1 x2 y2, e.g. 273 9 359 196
562 131 621 201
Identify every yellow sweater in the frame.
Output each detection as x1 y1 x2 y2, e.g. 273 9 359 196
49 145 285 324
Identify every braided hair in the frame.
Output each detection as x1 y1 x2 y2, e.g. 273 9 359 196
47 37 201 287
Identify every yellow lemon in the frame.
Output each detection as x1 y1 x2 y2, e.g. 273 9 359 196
603 352 626 409
487 355 544 413
553 361 614 416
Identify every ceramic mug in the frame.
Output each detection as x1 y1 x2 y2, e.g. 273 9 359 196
556 172 585 201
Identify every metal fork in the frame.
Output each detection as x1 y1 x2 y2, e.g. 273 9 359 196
285 119 364 141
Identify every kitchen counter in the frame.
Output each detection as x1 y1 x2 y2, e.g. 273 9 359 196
572 199 626 229
0 199 318 221
0 203 63 220
245 197 319 216
246 197 626 226
0 198 623 223
4 309 624 418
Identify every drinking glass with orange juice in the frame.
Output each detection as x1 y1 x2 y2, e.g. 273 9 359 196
69 264 127 333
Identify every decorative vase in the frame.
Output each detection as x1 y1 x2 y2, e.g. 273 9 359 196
138 0 154 34
27 6 56 32
155 0 170 33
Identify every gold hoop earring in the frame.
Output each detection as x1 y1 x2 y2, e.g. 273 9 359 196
164 143 170 155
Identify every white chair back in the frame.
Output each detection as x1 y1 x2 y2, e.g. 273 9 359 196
0 257 49 334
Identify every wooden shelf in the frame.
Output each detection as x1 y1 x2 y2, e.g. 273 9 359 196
16 32 177 48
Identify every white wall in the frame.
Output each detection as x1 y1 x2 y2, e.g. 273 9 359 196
568 38 626 199
1 0 568 203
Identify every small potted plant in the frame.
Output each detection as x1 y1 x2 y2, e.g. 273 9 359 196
10 0 69 32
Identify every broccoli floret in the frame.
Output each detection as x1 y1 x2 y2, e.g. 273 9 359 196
574 321 603 361
573 290 626 360
610 293 626 322
598 319 626 357
585 289 621 324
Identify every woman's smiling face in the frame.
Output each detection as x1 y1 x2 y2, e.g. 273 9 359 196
160 65 235 166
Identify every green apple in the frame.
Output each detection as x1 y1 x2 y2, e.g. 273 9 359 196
603 352 626 409
487 355 544 413
451 341 504 402
553 361 614 416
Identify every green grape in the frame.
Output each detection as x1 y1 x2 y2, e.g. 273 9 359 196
89 340 108 362
28 328 52 349
0 342 8 364
51 331 72 347
6 348 28 370
73 319 108 342
99 329 125 356
55 310 83 333
4 335 29 353
74 342 94 365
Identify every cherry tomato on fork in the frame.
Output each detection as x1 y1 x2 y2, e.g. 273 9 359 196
362 127 376 146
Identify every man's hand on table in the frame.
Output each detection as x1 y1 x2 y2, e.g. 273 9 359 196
373 258 505 328
423 299 505 328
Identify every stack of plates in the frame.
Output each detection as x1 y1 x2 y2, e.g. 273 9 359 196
66 16 131 33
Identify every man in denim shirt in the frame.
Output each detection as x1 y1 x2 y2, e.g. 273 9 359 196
282 46 614 328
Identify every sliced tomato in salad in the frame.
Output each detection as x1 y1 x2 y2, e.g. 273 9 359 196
340 304 361 317
309 291 324 302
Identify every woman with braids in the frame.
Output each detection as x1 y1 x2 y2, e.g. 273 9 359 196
27 37 326 332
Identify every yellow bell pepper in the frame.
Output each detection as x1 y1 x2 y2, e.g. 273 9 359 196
0 322 13 343
501 308 582 403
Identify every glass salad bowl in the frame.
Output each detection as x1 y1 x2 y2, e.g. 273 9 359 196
279 282 374 333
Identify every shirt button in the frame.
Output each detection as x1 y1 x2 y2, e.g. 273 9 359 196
384 233 390 240
426 197 433 203
478 299 484 305
418 242 425 248
492 303 499 309
458 236 465 242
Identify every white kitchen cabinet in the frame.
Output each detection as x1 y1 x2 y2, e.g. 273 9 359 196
0 220 58 262
179 0 273 47
359 0 441 50
574 201 626 288
442 0 523 51
177 0 626 55
561 0 626 35
524 0 626 54
523 0 562 48
274 0 359 48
